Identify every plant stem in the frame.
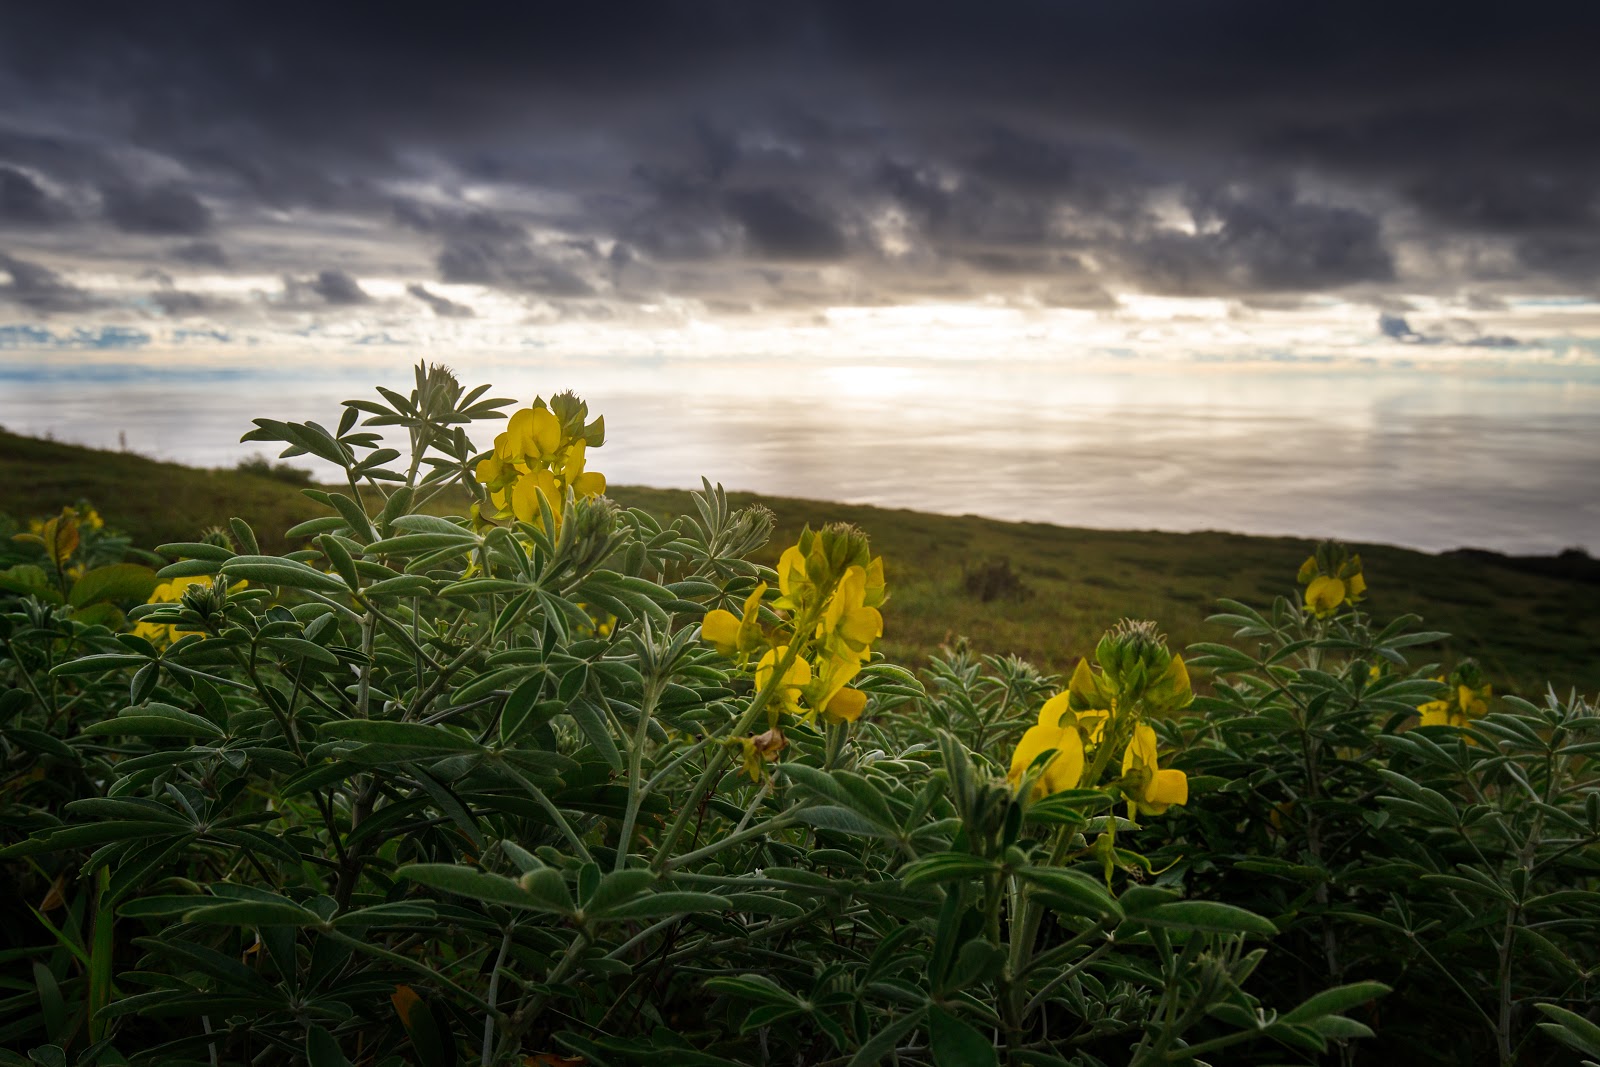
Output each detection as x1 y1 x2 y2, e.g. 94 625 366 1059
614 675 665 871
481 925 515 1067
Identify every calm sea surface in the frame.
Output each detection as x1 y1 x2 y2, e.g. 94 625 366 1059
2 351 1597 554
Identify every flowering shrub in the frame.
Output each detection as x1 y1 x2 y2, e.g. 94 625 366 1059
0 363 1594 1066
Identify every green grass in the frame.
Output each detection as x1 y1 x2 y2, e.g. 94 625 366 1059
4 427 1595 696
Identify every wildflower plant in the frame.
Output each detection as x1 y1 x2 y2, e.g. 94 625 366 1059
1 380 1589 1067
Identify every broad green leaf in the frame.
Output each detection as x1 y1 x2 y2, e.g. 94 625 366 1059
1281 981 1390 1024
183 901 323 927
67 564 160 607
900 853 1001 889
318 720 481 752
596 891 729 921
1136 900 1278 937
306 1025 353 1067
1018 867 1123 920
928 1005 998 1067
398 863 573 915
220 555 348 593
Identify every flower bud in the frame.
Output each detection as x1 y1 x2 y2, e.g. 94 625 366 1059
1094 619 1179 708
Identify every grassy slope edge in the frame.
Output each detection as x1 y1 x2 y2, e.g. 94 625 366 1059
2 426 1594 694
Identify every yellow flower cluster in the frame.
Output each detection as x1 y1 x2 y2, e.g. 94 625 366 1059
1297 541 1367 618
702 525 885 743
1418 660 1492 730
1008 620 1192 819
474 394 606 530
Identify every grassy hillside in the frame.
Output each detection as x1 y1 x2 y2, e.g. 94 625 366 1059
3 427 1595 695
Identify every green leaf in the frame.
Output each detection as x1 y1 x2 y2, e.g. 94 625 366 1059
597 891 729 921
364 533 477 555
397 864 573 915
305 1025 353 1067
1018 867 1123 920
1 822 189 858
1535 1003 1600 1059
261 636 341 667
318 720 481 752
183 901 324 927
1281 981 1389 1024
566 695 622 770
155 542 237 562
220 556 348 593
848 1009 927 1067
794 805 898 840
1137 900 1278 937
900 853 1001 889
583 869 656 915
702 974 802 1008
81 712 224 739
928 1005 998 1067
50 653 149 677
117 895 211 918
67 564 160 607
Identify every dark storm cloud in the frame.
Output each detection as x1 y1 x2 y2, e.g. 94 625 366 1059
407 283 474 318
0 252 98 312
1 0 1598 315
102 183 213 236
306 268 371 305
168 241 228 268
724 189 849 261
1112 188 1393 295
1 166 72 225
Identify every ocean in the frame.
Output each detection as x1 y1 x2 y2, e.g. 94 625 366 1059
2 350 1596 555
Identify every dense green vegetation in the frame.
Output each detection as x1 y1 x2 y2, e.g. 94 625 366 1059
4 426 1595 695
2 371 1597 1065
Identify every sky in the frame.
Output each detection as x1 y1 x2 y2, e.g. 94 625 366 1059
1 1 1599 362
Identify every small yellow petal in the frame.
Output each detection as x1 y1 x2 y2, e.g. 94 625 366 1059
1305 576 1346 617
701 609 741 656
824 687 868 724
1009 723 1084 797
1149 768 1188 808
1037 692 1071 730
530 407 562 459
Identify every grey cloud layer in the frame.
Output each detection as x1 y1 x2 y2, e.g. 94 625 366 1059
0 1 1597 323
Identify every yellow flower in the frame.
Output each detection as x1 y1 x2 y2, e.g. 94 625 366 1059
755 646 812 719
1417 663 1492 732
776 545 815 610
805 651 866 725
823 686 868 725
1304 575 1347 618
1041 689 1108 745
476 396 607 526
1458 683 1490 719
1418 678 1453 727
1008 711 1085 799
701 582 768 660
475 451 507 485
498 406 562 464
1297 542 1367 617
818 564 883 663
510 469 563 527
1120 722 1187 817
